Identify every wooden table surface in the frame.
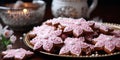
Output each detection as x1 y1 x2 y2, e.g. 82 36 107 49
0 5 120 60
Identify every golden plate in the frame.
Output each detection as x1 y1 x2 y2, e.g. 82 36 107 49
24 23 120 58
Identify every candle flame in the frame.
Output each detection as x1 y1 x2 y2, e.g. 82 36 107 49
7 10 11 13
23 9 28 14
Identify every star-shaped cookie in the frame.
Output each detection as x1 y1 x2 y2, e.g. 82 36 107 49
59 37 94 56
93 34 120 53
33 36 63 52
94 22 113 34
30 29 63 52
2 48 33 60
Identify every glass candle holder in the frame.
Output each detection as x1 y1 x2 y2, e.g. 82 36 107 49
0 2 46 31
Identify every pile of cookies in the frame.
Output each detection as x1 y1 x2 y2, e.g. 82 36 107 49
28 17 120 56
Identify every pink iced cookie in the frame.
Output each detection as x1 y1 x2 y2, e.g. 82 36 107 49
63 25 83 37
2 48 33 60
63 25 93 37
45 17 75 26
80 24 93 32
49 29 62 37
45 19 60 25
30 26 63 52
30 36 41 45
111 30 120 37
94 34 120 53
30 28 62 39
93 34 113 43
59 37 94 56
44 17 94 38
29 25 55 36
94 22 111 33
62 18 93 32
33 36 63 52
63 24 93 36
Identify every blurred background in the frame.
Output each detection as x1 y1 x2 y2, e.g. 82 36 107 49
0 0 120 6
0 0 120 23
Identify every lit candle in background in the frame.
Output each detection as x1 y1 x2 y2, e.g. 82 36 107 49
23 9 28 14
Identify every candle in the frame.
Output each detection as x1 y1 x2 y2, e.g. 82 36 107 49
6 9 31 19
7 9 29 15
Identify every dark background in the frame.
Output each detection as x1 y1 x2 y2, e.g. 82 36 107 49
0 0 120 23
0 0 119 6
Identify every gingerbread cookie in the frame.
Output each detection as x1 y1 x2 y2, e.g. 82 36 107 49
59 37 94 56
93 22 113 34
93 34 120 53
111 30 120 37
32 36 63 52
30 28 63 52
2 48 33 60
